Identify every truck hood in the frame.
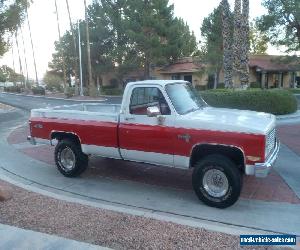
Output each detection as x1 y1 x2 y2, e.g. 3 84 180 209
180 107 275 135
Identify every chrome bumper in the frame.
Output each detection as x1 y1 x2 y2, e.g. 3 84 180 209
246 139 280 178
27 135 36 145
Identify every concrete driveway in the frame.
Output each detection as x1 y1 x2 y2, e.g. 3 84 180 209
1 108 300 236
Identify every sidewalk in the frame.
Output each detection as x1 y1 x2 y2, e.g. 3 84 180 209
0 224 110 250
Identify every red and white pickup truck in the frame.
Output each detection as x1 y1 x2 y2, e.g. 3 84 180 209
28 80 280 208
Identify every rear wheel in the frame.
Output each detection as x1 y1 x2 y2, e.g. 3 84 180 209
192 154 242 208
55 139 88 177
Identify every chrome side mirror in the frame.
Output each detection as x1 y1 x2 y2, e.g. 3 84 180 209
147 106 161 117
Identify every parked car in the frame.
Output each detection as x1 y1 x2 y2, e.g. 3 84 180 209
28 80 280 208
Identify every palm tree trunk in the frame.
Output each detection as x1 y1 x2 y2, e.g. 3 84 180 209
19 25 29 89
26 7 39 85
240 0 250 87
221 0 233 88
54 0 67 90
65 0 80 95
84 0 95 96
233 0 242 88
15 32 25 87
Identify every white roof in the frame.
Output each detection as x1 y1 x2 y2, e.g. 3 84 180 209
126 80 187 87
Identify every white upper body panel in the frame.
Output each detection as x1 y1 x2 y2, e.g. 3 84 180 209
176 107 276 135
30 81 275 136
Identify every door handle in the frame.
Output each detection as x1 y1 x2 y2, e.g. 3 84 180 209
125 117 135 121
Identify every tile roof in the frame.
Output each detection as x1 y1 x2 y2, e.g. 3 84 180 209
159 57 203 74
249 55 300 72
159 55 300 74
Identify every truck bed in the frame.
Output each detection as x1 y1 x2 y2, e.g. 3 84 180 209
31 103 121 121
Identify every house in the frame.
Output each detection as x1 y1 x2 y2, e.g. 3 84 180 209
102 55 300 89
249 55 300 88
156 55 300 88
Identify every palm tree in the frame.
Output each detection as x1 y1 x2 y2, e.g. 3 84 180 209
84 0 96 96
221 0 233 88
19 25 29 89
15 32 25 86
240 0 250 87
65 0 80 95
26 7 39 85
54 0 67 90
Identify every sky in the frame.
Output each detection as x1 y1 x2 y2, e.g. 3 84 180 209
0 0 284 80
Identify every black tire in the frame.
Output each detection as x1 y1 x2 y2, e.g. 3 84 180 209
192 154 242 209
54 139 88 177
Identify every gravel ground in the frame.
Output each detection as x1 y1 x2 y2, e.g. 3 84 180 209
0 180 280 250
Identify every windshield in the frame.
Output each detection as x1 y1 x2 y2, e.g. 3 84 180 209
165 83 208 115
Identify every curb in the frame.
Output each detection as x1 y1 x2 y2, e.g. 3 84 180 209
1 91 111 102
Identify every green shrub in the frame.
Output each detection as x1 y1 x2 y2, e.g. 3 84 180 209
250 82 261 88
200 89 297 115
43 72 63 92
31 86 45 95
288 88 300 94
4 85 21 93
100 86 123 96
195 85 207 91
64 86 75 98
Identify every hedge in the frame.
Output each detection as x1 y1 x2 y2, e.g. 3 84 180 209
4 86 22 93
31 86 45 95
200 89 297 115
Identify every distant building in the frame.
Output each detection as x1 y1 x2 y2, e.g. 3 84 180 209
101 55 300 89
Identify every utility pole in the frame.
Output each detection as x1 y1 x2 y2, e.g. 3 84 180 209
65 0 80 95
26 7 39 85
83 0 95 96
15 32 25 87
19 25 29 89
54 0 67 90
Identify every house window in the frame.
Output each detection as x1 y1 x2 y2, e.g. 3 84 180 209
171 74 180 80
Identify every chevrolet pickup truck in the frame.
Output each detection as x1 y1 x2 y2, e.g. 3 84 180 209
28 80 280 208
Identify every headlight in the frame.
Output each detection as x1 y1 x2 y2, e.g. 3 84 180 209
265 128 276 158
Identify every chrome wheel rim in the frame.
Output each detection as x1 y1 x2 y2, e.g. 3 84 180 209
202 169 229 198
60 147 75 171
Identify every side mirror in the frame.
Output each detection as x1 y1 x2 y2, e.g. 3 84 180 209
147 106 161 117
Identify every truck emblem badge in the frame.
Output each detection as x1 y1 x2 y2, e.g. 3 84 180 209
177 134 191 143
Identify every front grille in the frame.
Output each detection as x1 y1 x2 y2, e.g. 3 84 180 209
266 128 276 156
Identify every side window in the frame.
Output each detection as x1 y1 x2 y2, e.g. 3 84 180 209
129 87 171 115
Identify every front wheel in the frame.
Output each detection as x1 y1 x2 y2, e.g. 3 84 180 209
192 154 242 208
55 139 88 177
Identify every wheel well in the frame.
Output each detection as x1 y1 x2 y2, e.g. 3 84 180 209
51 132 81 147
190 144 245 173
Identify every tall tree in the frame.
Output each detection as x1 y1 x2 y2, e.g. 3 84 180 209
249 22 268 54
221 0 233 88
84 0 96 96
49 0 197 89
0 0 30 56
54 0 67 90
124 0 197 78
257 0 300 53
239 0 250 86
65 0 79 95
200 5 228 89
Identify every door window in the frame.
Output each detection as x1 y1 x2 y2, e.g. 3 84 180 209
129 87 171 115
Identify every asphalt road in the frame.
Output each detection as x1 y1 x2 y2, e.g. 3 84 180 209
0 92 122 111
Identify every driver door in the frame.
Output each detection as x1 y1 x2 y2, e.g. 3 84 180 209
119 86 175 167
